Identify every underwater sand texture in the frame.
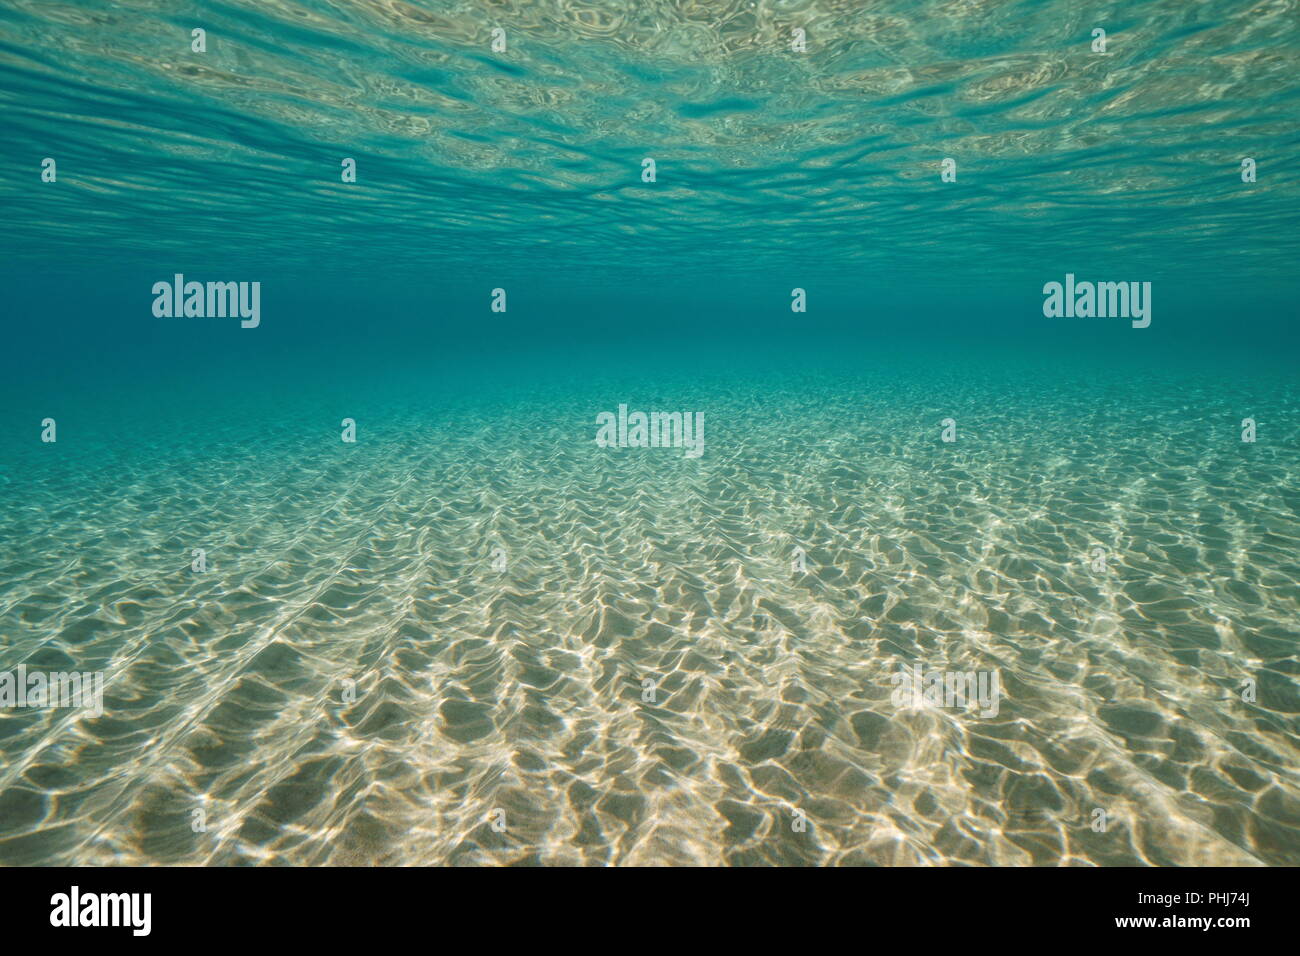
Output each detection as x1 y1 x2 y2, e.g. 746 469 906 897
1 362 1297 866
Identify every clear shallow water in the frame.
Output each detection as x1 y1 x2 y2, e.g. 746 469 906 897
0 1 1298 866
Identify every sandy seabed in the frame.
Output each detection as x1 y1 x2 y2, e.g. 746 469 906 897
1 363 1297 866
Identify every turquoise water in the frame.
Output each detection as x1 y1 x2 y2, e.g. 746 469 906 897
0 1 1298 866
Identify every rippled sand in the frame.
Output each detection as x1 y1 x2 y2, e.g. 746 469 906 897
1 359 1297 866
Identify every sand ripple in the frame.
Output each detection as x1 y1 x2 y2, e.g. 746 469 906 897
1 359 1296 866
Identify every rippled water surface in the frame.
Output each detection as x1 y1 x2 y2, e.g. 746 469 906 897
2 0 1298 281
0 1 1298 867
